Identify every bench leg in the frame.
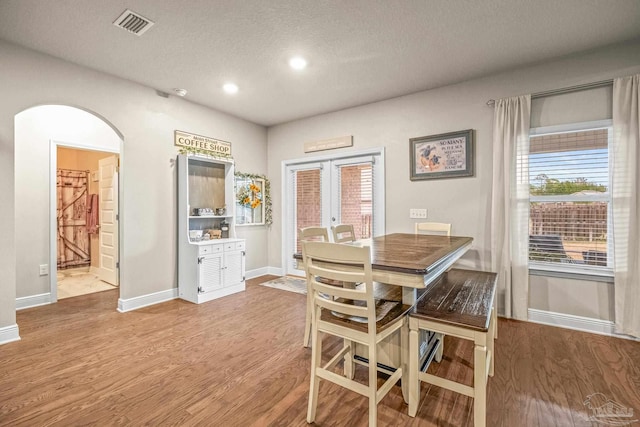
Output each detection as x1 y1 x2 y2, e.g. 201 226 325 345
474 343 487 427
408 327 420 417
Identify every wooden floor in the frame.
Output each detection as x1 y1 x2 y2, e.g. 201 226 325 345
1 276 639 426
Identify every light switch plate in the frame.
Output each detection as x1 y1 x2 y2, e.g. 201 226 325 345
409 208 427 219
39 264 49 276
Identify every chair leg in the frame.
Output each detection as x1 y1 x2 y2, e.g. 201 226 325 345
400 321 409 403
408 327 420 417
474 343 487 427
343 338 355 379
435 332 444 362
307 329 322 423
303 293 312 347
368 343 378 427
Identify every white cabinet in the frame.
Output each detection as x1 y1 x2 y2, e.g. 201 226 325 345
177 154 246 303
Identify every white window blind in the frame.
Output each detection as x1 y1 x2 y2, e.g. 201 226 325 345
528 121 612 273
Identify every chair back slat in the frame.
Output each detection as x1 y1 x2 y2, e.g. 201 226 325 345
332 224 356 243
311 279 367 302
314 295 370 318
299 226 330 242
307 264 364 285
414 222 451 236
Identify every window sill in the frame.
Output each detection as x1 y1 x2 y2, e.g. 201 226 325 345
529 262 614 283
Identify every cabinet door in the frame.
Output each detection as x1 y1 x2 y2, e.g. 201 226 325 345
198 253 223 293
223 250 245 287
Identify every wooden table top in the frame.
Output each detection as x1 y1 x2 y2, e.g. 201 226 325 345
295 233 473 276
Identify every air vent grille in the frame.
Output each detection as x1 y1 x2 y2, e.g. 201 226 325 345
113 9 154 36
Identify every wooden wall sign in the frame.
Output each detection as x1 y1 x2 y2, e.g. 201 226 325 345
174 130 232 157
304 135 353 153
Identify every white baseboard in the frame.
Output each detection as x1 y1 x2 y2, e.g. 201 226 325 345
246 266 284 279
0 324 20 345
527 308 634 339
246 267 269 279
267 266 283 276
117 288 178 313
16 293 52 310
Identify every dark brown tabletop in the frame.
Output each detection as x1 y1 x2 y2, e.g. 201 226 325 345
294 233 473 275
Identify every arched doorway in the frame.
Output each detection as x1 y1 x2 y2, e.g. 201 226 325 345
14 105 123 308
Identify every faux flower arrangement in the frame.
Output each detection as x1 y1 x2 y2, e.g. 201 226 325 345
237 182 262 209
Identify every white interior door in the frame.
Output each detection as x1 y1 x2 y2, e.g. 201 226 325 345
98 155 119 285
283 150 385 276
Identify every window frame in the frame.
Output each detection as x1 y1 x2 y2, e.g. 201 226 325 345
528 119 614 279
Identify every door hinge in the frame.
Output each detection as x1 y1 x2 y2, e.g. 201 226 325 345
242 251 246 256
198 286 203 293
116 214 119 221
116 262 120 269
197 257 204 264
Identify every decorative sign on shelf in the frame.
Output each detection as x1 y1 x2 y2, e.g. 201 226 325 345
174 130 232 158
304 135 353 153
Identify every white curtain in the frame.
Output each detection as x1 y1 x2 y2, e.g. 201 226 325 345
612 75 640 338
491 95 531 320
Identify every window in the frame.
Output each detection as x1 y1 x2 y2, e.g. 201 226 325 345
528 120 613 276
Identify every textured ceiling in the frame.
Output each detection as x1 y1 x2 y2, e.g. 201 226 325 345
1 0 639 126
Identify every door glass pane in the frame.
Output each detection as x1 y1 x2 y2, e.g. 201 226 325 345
295 169 322 253
339 163 373 239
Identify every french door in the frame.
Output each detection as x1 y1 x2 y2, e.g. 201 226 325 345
283 149 385 276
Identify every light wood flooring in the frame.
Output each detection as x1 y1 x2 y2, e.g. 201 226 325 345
1 275 639 426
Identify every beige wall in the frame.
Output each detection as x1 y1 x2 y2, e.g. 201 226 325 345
57 147 114 269
0 39 268 329
267 40 640 320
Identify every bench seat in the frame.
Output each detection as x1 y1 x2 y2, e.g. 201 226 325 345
408 268 497 427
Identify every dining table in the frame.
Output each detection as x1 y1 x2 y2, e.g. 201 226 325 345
294 232 474 400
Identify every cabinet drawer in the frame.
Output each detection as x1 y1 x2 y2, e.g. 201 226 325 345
224 241 245 251
199 244 223 255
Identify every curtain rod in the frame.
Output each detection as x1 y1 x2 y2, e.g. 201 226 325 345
486 79 613 106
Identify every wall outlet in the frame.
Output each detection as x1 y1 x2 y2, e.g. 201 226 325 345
409 208 427 219
39 264 49 276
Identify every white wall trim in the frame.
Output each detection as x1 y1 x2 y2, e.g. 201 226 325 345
0 324 21 345
527 308 637 340
117 288 178 313
16 293 52 310
246 266 285 278
267 266 284 276
246 267 269 279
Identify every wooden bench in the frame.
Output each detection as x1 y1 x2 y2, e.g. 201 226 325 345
407 268 497 427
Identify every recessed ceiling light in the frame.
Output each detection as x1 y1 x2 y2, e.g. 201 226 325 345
223 83 239 94
173 88 188 97
289 56 307 70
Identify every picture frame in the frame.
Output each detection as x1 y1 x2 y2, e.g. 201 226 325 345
409 129 474 181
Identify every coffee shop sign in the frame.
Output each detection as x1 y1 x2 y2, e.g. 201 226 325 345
174 130 232 157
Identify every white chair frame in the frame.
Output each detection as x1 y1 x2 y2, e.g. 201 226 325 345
303 241 405 427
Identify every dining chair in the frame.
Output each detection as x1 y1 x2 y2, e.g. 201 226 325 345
299 227 331 347
414 222 451 236
332 224 356 243
302 241 409 427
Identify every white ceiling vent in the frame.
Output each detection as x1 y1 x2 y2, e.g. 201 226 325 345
113 9 154 36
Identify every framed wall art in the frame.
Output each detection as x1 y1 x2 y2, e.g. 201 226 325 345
409 129 474 181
